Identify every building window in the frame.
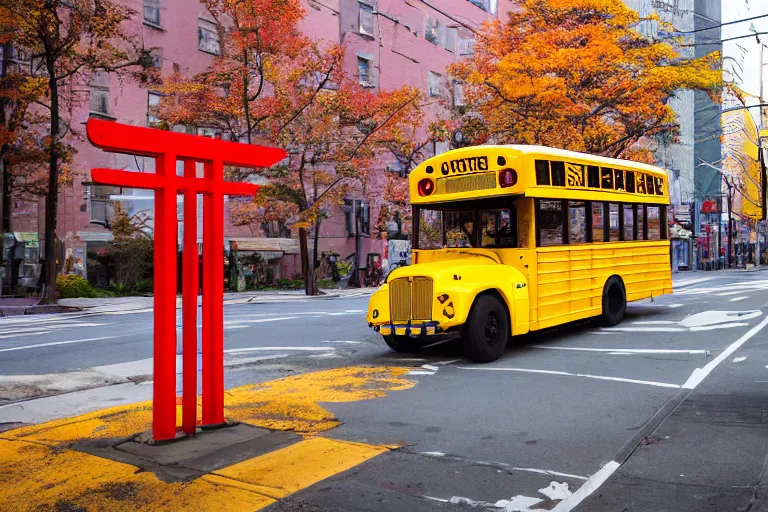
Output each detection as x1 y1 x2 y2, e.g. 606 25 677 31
467 0 497 14
453 82 465 108
358 57 371 86
458 36 475 56
147 92 162 127
345 199 370 236
143 0 160 25
90 87 109 115
445 27 457 52
425 17 444 45
428 71 441 97
198 19 220 55
89 185 119 225
359 2 374 36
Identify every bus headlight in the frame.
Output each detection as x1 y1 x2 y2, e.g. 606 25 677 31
498 168 518 188
418 178 435 196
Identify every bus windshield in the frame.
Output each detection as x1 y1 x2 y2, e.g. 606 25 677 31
418 205 517 250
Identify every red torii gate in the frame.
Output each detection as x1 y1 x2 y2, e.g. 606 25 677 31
87 119 286 441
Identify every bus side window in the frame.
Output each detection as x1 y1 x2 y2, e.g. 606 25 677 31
622 204 634 240
537 200 565 246
625 171 635 193
614 169 624 191
601 168 613 189
636 205 646 240
535 160 551 185
551 161 565 186
569 201 586 243
609 203 620 241
647 206 661 240
591 202 605 242
587 166 600 188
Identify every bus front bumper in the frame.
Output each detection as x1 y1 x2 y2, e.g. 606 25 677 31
370 321 442 337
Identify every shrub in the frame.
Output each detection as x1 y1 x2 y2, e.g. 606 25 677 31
318 279 336 289
134 279 153 295
56 275 98 299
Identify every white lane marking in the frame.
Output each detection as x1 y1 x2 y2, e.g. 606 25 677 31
421 364 439 371
457 367 680 388
0 322 105 335
683 315 768 389
223 346 335 353
733 357 747 363
420 452 446 457
600 326 687 333
674 277 714 288
668 304 683 308
406 370 435 375
689 322 749 332
424 495 545 511
551 461 620 512
0 330 52 339
540 482 572 501
344 309 364 313
433 359 461 365
223 316 298 325
511 467 588 481
530 346 707 355
716 290 753 297
680 310 762 328
0 336 124 353
320 340 364 344
730 297 748 302
607 352 634 355
630 321 677 325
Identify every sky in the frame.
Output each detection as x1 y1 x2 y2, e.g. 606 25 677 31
721 0 768 127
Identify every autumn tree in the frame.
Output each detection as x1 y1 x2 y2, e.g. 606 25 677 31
160 0 424 295
0 0 153 303
450 0 722 160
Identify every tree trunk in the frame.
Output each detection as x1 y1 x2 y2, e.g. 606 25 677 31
41 60 60 304
349 211 362 288
242 49 252 145
727 182 733 268
0 42 11 233
312 216 322 278
299 226 317 296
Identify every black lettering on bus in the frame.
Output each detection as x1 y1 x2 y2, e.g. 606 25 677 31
441 162 449 175
478 156 488 171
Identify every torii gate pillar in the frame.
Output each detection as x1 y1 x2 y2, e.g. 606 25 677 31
87 119 286 441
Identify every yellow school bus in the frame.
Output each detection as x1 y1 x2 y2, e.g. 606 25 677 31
366 145 672 362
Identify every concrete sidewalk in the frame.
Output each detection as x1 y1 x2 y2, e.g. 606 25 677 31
55 287 377 315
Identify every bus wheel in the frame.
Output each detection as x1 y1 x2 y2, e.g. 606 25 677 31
382 334 417 353
461 295 509 363
601 276 626 326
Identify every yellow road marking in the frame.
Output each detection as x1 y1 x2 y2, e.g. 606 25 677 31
213 437 387 499
0 367 415 511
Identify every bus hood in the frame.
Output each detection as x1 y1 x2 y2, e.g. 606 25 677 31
386 249 504 282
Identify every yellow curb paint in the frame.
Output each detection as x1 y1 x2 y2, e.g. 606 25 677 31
213 437 388 499
0 367 416 511
0 439 275 512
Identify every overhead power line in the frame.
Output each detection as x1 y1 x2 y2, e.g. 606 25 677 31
678 13 768 35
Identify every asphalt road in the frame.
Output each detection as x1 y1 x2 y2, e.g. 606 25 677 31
4 271 768 511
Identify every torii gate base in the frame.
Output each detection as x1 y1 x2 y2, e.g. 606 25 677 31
87 119 286 441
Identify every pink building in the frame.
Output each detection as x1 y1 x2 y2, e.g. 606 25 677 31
10 0 509 287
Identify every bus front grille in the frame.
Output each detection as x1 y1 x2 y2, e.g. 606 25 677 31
436 172 496 195
389 277 433 323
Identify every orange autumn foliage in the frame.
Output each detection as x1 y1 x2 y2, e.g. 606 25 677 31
450 0 723 160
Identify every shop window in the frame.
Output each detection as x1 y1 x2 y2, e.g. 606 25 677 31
569 201 586 244
601 168 613 189
622 204 634 240
587 166 600 188
537 200 564 246
535 160 550 185
592 202 605 242
625 171 635 193
550 161 565 186
647 206 661 240
608 203 620 241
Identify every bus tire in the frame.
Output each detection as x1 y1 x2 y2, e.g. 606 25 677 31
601 276 626 326
382 334 416 353
461 294 509 363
